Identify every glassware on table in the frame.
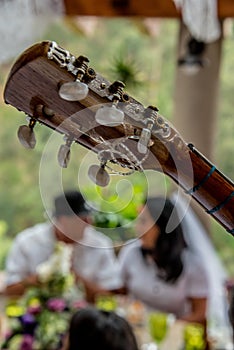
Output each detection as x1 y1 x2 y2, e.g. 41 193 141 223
148 311 169 346
95 294 117 311
126 300 146 326
208 321 233 350
183 323 206 350
141 342 158 350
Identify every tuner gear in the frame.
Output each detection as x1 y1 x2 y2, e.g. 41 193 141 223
48 43 93 102
137 106 157 154
58 55 90 101
95 80 127 126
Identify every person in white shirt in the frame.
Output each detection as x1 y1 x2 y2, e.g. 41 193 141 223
5 190 122 301
118 196 209 324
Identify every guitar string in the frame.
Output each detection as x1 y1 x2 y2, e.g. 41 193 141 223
86 123 149 175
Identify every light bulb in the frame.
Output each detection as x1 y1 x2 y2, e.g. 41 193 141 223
59 80 89 101
95 105 124 126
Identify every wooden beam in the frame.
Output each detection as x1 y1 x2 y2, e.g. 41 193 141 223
217 0 234 18
63 0 180 17
64 0 234 18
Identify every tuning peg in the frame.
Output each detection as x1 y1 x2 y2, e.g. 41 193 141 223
88 164 110 187
95 104 124 126
57 137 73 168
59 55 90 101
59 79 89 101
137 127 152 154
108 80 125 97
17 117 36 149
95 80 127 126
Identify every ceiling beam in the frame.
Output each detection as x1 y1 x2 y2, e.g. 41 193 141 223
64 0 180 17
64 0 234 18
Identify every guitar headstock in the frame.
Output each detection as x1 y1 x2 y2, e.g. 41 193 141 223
4 41 189 186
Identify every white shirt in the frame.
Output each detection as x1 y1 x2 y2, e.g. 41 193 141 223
118 239 209 317
171 192 230 329
5 222 122 289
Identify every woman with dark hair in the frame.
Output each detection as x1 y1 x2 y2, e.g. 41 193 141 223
118 197 209 324
62 307 139 350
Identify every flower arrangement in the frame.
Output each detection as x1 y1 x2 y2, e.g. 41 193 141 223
1 276 88 350
1 243 88 350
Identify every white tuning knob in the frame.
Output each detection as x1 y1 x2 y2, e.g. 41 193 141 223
17 125 36 149
59 79 89 101
137 128 151 154
95 104 124 126
57 138 73 168
88 164 110 187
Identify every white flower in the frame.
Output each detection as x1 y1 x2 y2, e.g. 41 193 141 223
36 242 73 283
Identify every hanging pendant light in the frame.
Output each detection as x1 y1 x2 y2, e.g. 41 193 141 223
178 37 208 75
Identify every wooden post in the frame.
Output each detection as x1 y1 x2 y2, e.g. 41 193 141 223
173 22 223 232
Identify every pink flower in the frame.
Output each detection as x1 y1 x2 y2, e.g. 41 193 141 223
4 330 13 338
72 300 88 310
47 298 66 312
27 305 41 315
20 335 34 350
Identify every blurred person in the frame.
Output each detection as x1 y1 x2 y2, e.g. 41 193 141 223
171 192 231 344
118 197 209 324
4 190 122 301
61 306 139 350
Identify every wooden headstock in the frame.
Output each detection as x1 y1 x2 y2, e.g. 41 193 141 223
4 41 189 177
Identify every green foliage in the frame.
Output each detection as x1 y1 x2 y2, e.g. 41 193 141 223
0 220 8 236
0 230 12 270
65 169 150 242
0 106 50 235
215 34 234 181
110 53 143 88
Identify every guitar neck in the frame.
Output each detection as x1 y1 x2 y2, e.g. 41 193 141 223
169 143 234 234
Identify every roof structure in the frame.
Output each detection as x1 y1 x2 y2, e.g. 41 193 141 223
63 0 234 18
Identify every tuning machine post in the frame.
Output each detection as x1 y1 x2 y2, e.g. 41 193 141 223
95 80 128 126
59 55 96 101
137 105 171 154
137 106 159 154
17 115 37 149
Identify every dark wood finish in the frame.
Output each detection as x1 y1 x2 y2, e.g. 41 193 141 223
64 0 234 18
217 0 234 18
64 0 180 18
4 41 234 233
